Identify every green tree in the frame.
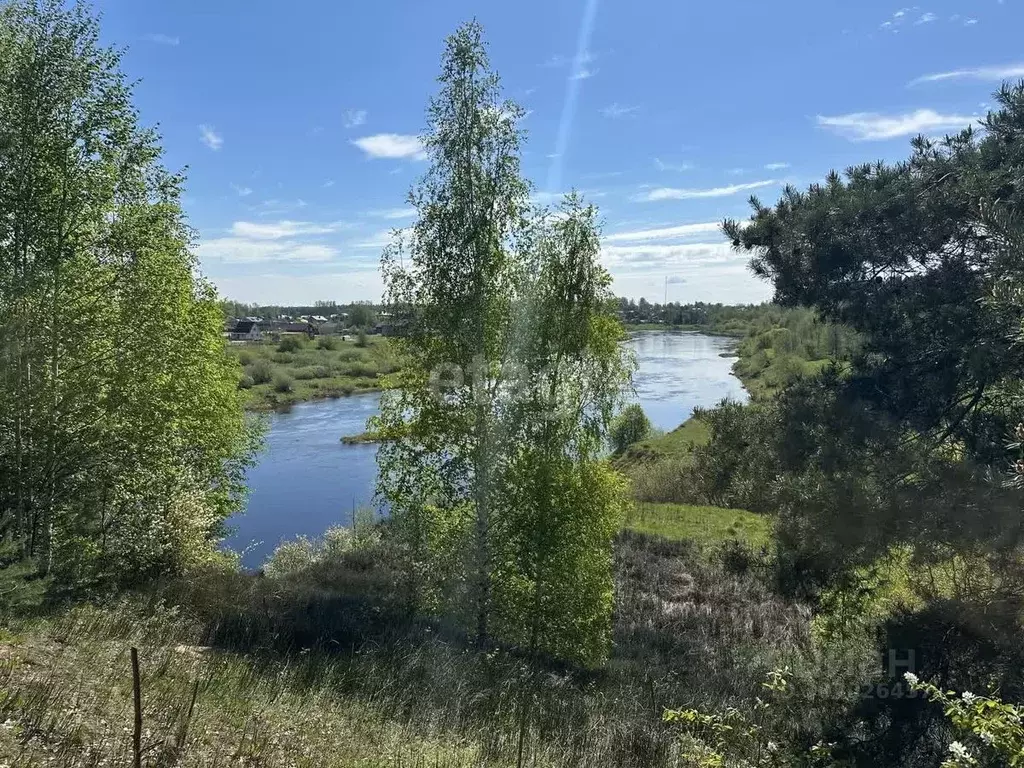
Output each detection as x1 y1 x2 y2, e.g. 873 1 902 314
374 20 531 640
714 85 1024 595
373 24 630 664
609 404 652 455
347 303 375 328
494 197 632 665
0 0 255 591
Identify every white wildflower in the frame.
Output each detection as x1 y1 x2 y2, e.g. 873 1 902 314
766 741 779 753
961 691 977 704
948 740 975 765
904 672 919 685
979 731 994 745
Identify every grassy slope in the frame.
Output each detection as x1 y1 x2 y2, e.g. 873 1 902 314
229 335 399 411
624 502 770 549
614 417 711 467
0 528 809 767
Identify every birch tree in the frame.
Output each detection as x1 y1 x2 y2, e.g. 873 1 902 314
374 24 631 665
0 0 253 593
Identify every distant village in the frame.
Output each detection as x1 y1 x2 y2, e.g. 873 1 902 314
224 310 395 342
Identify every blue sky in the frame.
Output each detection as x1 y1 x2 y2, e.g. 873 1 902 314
94 0 1022 305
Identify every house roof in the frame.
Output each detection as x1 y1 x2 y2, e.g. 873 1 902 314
235 321 259 334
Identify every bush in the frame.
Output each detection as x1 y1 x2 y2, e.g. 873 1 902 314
355 329 368 347
248 359 274 385
237 351 254 366
349 362 378 378
277 335 304 353
610 404 652 455
316 335 338 351
237 374 254 390
272 374 294 393
293 367 317 381
629 458 696 504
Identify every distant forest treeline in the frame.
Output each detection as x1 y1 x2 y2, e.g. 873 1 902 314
222 296 780 335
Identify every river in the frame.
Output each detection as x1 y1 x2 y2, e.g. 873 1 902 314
225 331 747 567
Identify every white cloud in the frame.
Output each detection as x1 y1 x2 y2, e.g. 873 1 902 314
230 220 342 239
210 270 384 304
894 9 907 18
610 267 770 304
637 180 778 202
915 12 937 24
571 67 597 81
197 219 355 265
604 221 723 243
199 238 337 264
817 109 975 140
601 103 638 118
323 180 335 188
344 109 367 129
764 162 790 170
199 125 223 151
351 133 426 160
144 33 180 45
368 207 417 220
909 63 1024 86
654 158 693 172
231 184 253 197
600 241 746 271
965 17 978 25
353 229 409 249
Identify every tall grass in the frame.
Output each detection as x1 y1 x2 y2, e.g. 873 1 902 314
0 530 839 767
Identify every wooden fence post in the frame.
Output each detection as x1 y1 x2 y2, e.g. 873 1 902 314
130 646 142 768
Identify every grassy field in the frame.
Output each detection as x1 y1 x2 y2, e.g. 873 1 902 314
614 417 710 468
623 501 770 549
0 522 813 768
624 322 748 337
228 334 400 411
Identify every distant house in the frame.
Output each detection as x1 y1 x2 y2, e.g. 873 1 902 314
231 321 262 341
281 321 318 339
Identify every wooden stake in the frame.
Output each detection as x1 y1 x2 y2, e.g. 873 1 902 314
130 646 142 768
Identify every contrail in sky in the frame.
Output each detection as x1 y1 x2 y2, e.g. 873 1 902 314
546 0 599 195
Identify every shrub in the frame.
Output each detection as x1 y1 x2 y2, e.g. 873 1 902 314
313 365 331 379
248 359 274 385
629 458 696 504
349 362 378 378
278 335 304 353
293 367 317 381
237 374 254 390
263 537 317 577
237 351 254 366
610 404 652 455
355 329 368 347
316 335 338 350
272 374 294 393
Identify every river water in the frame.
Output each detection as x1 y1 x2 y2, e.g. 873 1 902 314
225 331 747 567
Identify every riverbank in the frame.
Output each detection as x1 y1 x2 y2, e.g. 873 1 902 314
624 322 747 337
228 335 400 412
